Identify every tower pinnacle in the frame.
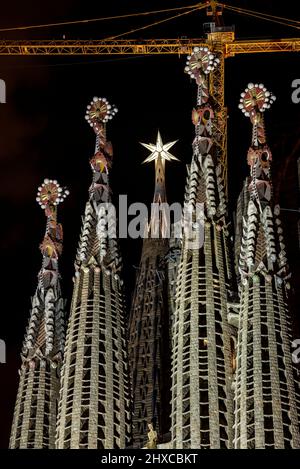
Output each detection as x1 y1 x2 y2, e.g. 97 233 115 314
170 46 235 449
56 96 131 449
141 131 178 165
141 131 178 238
141 131 177 203
129 131 178 447
10 179 68 449
234 83 300 448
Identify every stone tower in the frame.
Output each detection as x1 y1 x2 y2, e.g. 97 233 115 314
10 179 68 448
170 47 235 449
234 83 300 448
56 97 131 449
129 131 178 447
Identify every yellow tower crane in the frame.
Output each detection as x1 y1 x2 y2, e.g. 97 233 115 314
0 1 299 190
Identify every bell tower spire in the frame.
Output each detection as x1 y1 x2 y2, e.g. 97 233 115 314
141 131 178 238
56 97 132 449
141 130 178 205
170 46 235 449
10 179 68 448
234 83 300 448
128 132 178 447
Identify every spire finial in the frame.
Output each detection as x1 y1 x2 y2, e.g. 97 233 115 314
140 131 178 236
185 46 219 106
36 179 69 217
140 130 178 165
238 83 276 119
85 96 117 180
184 46 219 82
85 96 118 136
36 179 68 263
238 84 275 206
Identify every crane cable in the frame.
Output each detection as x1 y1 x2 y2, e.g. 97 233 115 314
221 3 300 26
222 3 300 30
105 5 207 41
227 6 300 29
0 3 203 33
1 2 298 37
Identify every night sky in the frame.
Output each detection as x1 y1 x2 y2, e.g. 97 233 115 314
0 1 300 448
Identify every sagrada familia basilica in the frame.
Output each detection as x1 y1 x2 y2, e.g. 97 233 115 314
9 44 300 449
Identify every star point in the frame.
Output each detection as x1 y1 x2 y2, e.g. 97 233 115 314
140 131 178 164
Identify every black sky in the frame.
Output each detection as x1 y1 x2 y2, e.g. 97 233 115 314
0 0 300 448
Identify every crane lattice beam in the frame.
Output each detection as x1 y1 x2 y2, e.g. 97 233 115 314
225 39 300 56
0 38 299 56
0 39 205 56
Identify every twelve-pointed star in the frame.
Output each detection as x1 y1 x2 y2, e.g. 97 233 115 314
140 130 178 164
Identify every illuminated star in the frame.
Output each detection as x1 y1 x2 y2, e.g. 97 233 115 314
140 131 178 164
